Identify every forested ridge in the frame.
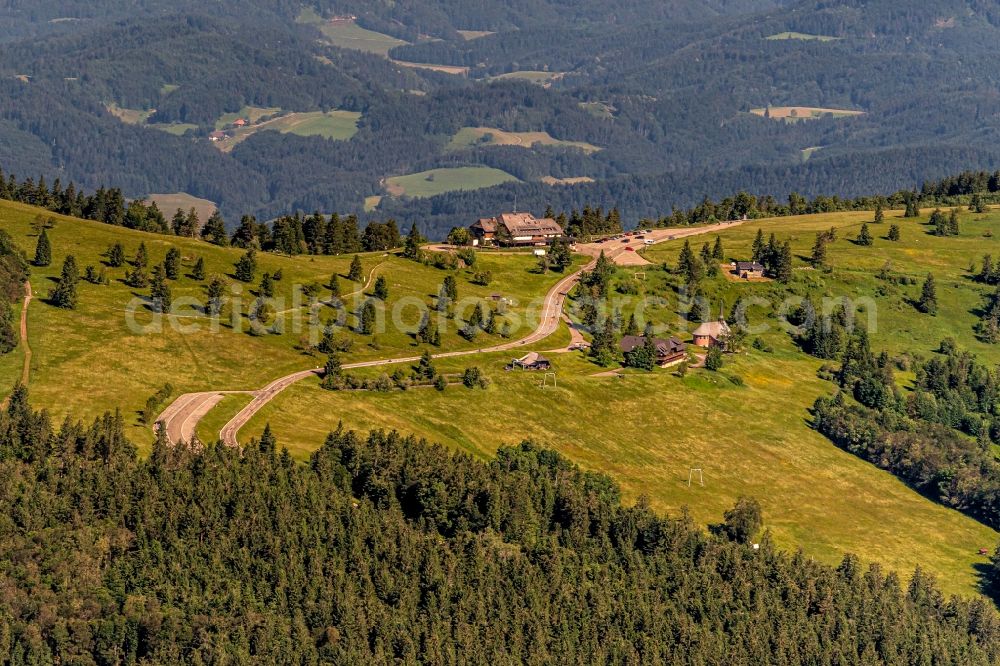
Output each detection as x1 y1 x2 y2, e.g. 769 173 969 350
1 387 999 663
3 0 1000 235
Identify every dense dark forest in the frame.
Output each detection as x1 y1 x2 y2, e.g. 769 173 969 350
1 388 999 663
3 0 1000 236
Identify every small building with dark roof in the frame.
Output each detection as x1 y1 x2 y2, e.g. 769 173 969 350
507 352 552 371
619 334 687 366
734 261 765 279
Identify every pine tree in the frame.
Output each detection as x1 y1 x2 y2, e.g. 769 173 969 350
677 240 696 277
150 264 172 313
775 242 793 283
417 349 436 380
329 274 341 297
856 223 873 246
49 255 79 309
689 288 709 323
980 255 994 285
234 249 257 283
201 211 229 246
164 247 181 280
134 242 148 269
712 236 724 260
624 313 639 337
107 242 125 268
810 233 828 268
373 275 388 300
348 255 363 282
751 229 765 263
443 274 458 301
971 192 986 214
888 224 901 242
874 201 884 224
359 300 377 334
259 272 274 298
948 208 960 235
192 257 205 281
403 223 422 260
918 273 937 315
33 228 51 267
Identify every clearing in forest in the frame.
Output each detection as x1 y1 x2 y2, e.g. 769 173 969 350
297 8 408 55
751 106 864 122
384 167 519 198
491 71 565 86
145 193 217 221
448 127 601 154
540 176 595 186
766 32 840 42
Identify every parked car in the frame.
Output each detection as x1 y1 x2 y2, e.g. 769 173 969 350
625 246 635 252
645 239 655 245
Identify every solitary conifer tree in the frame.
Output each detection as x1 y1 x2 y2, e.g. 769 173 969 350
259 272 274 298
348 255 363 282
373 275 388 300
888 224 901 241
134 242 148 269
49 255 79 309
107 242 125 268
164 247 181 280
856 223 873 246
874 201 884 224
33 229 51 267
712 236 724 260
192 257 205 281
234 249 256 282
918 273 938 315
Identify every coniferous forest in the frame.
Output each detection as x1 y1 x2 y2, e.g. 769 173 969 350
1 388 999 663
4 1 1000 237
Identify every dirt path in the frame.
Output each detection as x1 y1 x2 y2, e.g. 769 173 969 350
18 281 31 386
156 220 740 447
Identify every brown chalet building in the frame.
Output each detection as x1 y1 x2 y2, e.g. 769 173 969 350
470 212 564 247
620 335 687 367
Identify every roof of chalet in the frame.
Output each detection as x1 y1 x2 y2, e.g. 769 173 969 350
472 213 563 237
692 319 731 339
736 261 765 271
620 335 685 356
514 352 549 366
472 218 497 233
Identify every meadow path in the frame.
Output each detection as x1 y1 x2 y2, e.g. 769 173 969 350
157 219 746 447
18 280 31 386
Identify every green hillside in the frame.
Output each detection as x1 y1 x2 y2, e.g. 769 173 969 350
0 200 573 443
228 205 1000 597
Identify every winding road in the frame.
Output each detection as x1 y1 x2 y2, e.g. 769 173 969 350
156 220 745 447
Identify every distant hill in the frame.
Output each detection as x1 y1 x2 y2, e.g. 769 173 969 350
2 0 1000 237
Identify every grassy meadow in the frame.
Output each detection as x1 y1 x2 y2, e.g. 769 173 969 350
766 32 840 42
297 9 408 55
447 127 601 154
232 205 1000 598
0 200 573 445
384 167 520 198
751 106 865 122
146 192 217 222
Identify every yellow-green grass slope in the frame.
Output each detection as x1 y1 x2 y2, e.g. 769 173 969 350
0 200 575 447
242 206 1000 598
447 127 601 154
384 167 519 198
